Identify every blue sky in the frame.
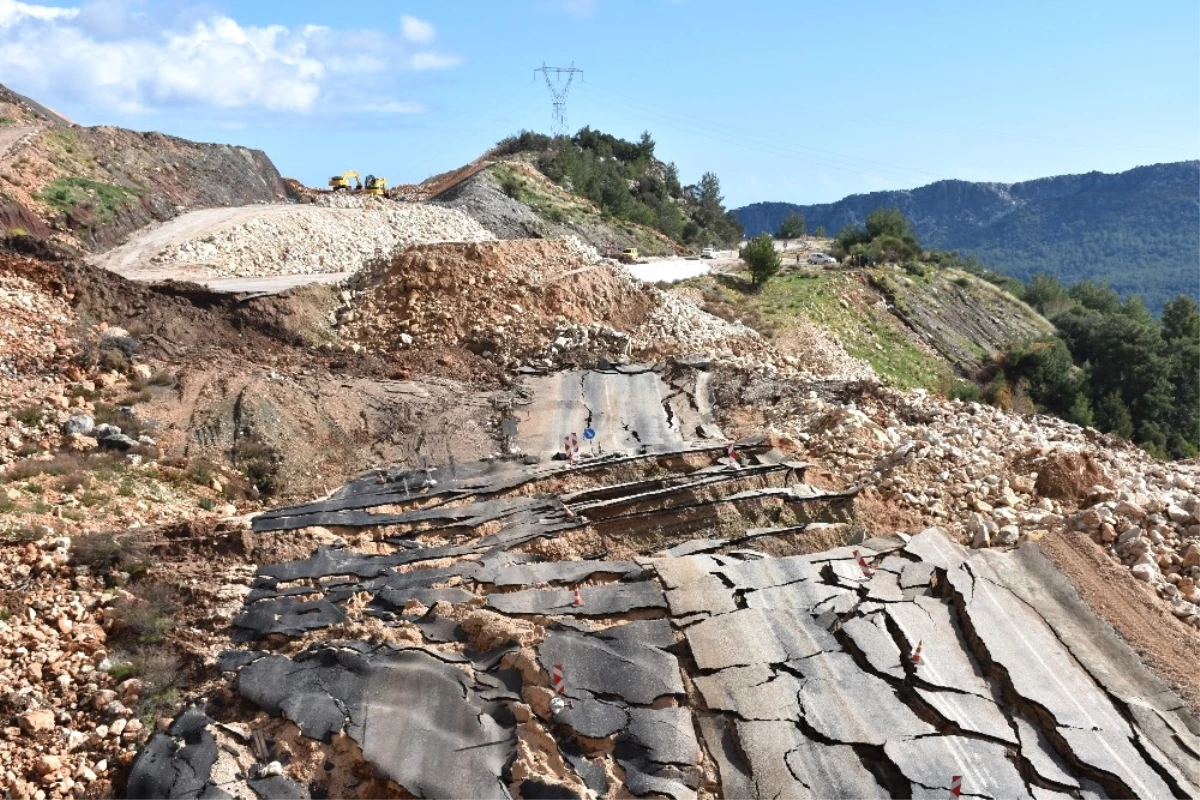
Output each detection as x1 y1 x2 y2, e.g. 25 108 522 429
1 0 1197 206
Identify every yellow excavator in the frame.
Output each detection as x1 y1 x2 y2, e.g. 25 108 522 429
363 175 387 196
329 170 361 191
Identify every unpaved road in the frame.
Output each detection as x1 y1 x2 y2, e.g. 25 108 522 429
0 125 36 160
89 205 305 285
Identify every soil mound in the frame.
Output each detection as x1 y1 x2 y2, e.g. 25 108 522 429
340 238 767 368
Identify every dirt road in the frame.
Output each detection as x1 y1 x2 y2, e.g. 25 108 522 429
88 205 303 282
0 125 36 159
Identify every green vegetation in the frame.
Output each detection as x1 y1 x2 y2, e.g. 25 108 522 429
832 207 921 265
991 275 1199 458
495 128 743 247
735 162 1200 314
0 116 14 125
35 176 139 225
740 234 782 286
776 212 806 240
699 271 957 391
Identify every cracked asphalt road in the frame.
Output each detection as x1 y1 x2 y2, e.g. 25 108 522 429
128 368 1200 799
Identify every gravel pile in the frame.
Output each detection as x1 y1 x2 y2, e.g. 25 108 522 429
431 170 545 239
148 198 495 278
727 375 1200 628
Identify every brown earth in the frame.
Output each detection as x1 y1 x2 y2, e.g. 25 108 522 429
342 239 656 364
0 81 292 254
1038 528 1200 712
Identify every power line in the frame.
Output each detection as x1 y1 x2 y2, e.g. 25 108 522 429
534 63 583 135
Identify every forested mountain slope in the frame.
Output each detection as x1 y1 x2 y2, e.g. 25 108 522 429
735 161 1200 312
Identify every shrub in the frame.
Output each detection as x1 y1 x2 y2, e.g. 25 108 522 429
148 369 176 387
740 233 782 287
13 404 48 427
232 435 282 497
111 583 178 645
98 347 129 373
4 453 88 483
71 531 141 571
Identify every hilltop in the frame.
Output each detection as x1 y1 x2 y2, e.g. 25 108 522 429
434 128 744 254
0 83 290 253
734 161 1200 312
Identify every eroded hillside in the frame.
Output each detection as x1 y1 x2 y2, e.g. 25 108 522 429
0 84 290 252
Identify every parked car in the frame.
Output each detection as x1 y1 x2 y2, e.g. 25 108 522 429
807 252 837 265
701 247 716 259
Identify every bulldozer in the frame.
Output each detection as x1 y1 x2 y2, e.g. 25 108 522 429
329 170 361 191
363 175 387 196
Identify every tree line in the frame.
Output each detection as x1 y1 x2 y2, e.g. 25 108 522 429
991 276 1199 459
493 128 743 247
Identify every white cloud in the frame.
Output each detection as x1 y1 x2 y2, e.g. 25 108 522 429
400 14 435 44
409 52 462 71
0 0 78 25
0 1 461 116
357 100 428 114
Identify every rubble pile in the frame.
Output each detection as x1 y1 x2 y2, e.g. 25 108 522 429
147 199 495 279
0 538 142 800
339 238 784 371
735 378 1200 627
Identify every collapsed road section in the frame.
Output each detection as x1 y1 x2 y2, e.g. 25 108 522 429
127 438 1199 799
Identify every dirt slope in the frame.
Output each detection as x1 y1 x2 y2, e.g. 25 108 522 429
0 82 291 253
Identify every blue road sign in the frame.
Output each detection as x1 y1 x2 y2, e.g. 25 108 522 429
583 427 596 440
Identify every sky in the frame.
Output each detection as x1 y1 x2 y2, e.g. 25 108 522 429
0 0 1197 207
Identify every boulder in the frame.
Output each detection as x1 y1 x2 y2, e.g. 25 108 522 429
1131 563 1157 583
62 415 94 436
18 708 55 735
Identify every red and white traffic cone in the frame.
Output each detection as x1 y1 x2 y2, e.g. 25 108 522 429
852 549 874 579
563 435 574 464
911 640 924 667
949 774 962 798
572 588 582 606
727 442 737 462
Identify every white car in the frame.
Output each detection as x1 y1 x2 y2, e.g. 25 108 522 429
701 247 717 259
807 252 837 265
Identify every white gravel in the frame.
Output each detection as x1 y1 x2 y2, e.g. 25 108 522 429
148 198 495 279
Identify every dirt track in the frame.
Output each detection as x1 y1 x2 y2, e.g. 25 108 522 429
89 205 308 282
0 125 36 159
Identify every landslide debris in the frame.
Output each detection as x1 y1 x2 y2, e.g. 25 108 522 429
133 196 496 280
120 442 1200 799
337 238 778 372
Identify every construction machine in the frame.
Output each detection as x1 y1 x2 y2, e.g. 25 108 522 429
329 170 361 191
363 175 387 196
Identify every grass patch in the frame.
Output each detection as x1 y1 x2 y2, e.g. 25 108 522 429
13 403 49 427
701 270 958 392
4 451 126 485
35 176 139 226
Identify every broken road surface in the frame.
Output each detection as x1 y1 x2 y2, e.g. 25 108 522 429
129 434 1200 799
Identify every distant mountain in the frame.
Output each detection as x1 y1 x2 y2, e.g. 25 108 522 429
734 162 1200 312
